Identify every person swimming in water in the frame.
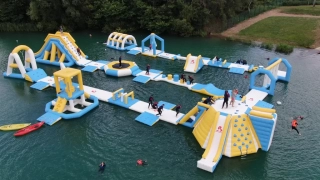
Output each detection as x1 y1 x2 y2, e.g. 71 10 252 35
98 162 106 173
291 116 303 135
136 159 147 166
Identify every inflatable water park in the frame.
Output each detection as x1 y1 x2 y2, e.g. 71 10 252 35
2 32 292 173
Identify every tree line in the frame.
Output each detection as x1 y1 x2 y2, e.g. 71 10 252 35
0 0 280 36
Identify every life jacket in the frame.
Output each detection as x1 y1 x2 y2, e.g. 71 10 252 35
292 120 298 127
137 160 143 165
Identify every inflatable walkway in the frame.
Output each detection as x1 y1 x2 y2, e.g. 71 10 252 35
184 54 204 73
35 32 91 67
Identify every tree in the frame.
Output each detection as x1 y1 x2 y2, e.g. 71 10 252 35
313 0 317 7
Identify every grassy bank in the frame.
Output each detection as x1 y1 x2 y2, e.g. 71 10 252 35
238 16 320 48
280 5 320 16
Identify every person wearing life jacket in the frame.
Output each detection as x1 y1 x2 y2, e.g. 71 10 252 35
136 159 147 166
291 118 301 135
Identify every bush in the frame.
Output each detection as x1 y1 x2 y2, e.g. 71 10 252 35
282 1 320 6
260 43 273 50
0 22 39 32
171 19 194 37
275 44 294 54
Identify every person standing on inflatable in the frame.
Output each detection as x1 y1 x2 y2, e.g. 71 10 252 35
222 90 230 109
156 104 164 116
188 76 194 84
118 56 122 68
291 116 302 135
148 95 154 108
149 44 152 51
146 64 150 75
175 105 181 117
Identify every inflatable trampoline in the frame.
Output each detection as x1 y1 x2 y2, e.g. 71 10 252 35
104 60 139 77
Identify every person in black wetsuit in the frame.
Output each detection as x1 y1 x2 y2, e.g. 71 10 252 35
203 96 214 105
188 76 194 84
152 102 158 109
119 56 122 68
222 90 230 109
156 104 164 116
146 64 150 75
175 105 181 117
77 47 81 55
148 95 154 108
180 74 186 83
98 162 106 173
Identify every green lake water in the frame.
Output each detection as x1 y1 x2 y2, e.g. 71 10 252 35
0 31 319 180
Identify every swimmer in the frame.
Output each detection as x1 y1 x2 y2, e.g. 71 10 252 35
89 34 92 37
98 162 106 173
291 117 301 135
136 159 147 166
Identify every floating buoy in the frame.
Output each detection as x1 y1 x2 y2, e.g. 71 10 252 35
276 101 282 105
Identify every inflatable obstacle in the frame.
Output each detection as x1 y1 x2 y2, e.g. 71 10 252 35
3 45 47 82
184 54 204 73
106 32 137 50
250 58 292 95
35 32 90 67
141 33 164 57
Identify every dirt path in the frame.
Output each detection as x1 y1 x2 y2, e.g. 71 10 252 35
221 8 320 48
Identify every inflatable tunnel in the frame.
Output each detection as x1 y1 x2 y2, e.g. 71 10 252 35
106 32 137 50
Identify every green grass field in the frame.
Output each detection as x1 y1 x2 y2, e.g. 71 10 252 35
280 5 320 16
238 16 320 47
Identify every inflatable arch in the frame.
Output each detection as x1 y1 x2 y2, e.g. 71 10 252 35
250 58 292 95
4 45 37 79
141 33 164 56
106 32 137 50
